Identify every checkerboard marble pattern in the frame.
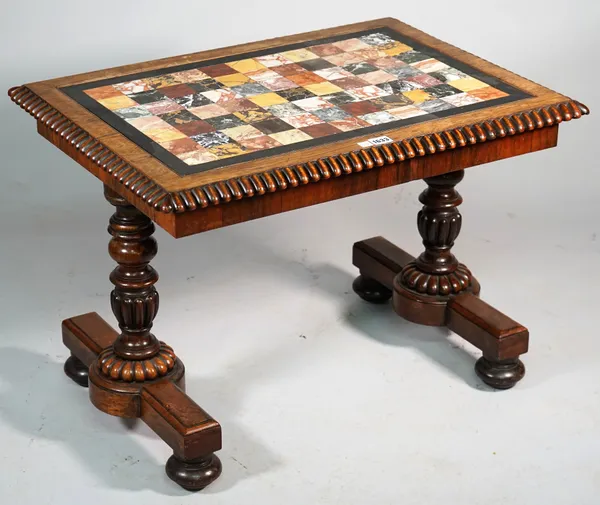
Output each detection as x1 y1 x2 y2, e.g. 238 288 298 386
82 31 510 169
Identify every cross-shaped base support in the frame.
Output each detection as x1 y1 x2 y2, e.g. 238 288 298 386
62 313 222 491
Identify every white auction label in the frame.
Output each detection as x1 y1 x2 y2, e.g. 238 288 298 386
357 135 393 148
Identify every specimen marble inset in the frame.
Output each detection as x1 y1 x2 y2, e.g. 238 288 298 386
63 29 527 176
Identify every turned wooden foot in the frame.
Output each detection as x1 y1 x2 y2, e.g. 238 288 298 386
352 171 528 390
352 275 392 304
64 354 89 387
166 453 222 491
475 357 525 390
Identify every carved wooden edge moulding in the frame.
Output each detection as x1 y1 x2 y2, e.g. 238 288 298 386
9 85 589 215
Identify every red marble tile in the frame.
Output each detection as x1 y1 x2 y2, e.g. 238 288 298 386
160 84 198 98
238 135 283 151
340 100 382 116
406 74 444 87
201 63 237 77
300 123 342 138
159 137 201 155
287 73 326 86
173 120 215 136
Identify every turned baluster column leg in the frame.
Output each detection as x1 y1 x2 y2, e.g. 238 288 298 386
392 169 480 326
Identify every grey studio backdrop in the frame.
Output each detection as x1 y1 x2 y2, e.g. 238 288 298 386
1 1 598 504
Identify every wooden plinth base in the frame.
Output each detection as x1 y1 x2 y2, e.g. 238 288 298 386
353 237 528 389
61 312 222 491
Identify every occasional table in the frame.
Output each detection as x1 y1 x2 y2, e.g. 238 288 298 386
8 17 588 491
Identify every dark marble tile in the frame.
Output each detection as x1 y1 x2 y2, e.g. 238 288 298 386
253 117 294 135
203 114 246 130
424 83 462 99
396 50 430 64
173 93 213 108
300 123 342 138
322 91 358 107
418 99 456 113
311 106 351 122
297 58 335 72
277 87 316 102
190 131 232 148
230 82 271 97
377 80 422 94
159 109 200 127
129 90 166 104
187 80 224 93
370 94 413 110
343 62 379 75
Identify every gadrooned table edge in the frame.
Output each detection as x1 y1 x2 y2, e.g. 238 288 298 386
8 85 589 214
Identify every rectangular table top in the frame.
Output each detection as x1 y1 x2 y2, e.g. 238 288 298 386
9 18 587 237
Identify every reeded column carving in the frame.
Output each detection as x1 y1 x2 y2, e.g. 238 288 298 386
98 186 176 382
399 170 473 296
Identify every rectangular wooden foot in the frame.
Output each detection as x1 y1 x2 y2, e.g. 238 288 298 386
447 293 529 361
352 236 415 289
62 312 221 461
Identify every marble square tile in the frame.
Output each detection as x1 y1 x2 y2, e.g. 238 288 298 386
113 105 152 120
323 52 364 67
468 87 508 100
293 97 335 112
346 85 390 100
259 76 299 91
313 67 354 81
159 109 202 127
127 115 169 132
221 124 263 142
387 105 429 119
451 78 490 92
277 87 317 102
398 50 430 64
188 103 230 119
159 137 202 156
97 95 138 111
208 142 247 159
298 58 336 72
402 89 432 104
191 131 232 148
322 92 359 107
333 38 370 52
266 102 305 118
201 64 237 78
287 72 326 87
303 82 344 96
128 90 166 104
300 123 342 138
280 48 319 62
360 70 398 85
441 92 482 107
418 99 456 113
311 106 351 122
142 99 184 115
413 59 450 73
238 135 283 151
85 85 122 101
177 148 218 165
215 73 251 88
227 58 268 74
233 108 274 124
170 69 211 83
359 32 398 48
309 43 344 57
282 113 324 128
113 80 153 95
203 114 246 130
272 63 309 76
248 92 289 108
329 117 372 131
144 126 187 143
255 54 294 67
172 93 213 108
424 84 463 99
143 74 182 89
333 76 370 90
229 82 271 97
253 117 295 135
359 111 397 125
202 89 243 105
269 129 313 145
160 84 198 98
221 98 261 113
339 100 381 116
172 119 216 136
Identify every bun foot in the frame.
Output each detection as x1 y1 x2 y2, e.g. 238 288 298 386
475 357 525 390
166 453 222 491
64 355 89 387
352 275 392 304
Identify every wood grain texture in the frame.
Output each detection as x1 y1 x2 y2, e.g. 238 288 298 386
7 17 590 235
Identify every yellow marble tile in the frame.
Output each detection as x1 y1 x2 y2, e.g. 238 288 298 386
208 143 247 159
144 127 187 143
249 92 289 107
97 95 138 110
303 82 344 96
280 48 319 62
269 129 312 145
402 90 431 104
215 73 251 87
383 42 412 56
226 58 267 74
450 78 489 92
